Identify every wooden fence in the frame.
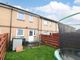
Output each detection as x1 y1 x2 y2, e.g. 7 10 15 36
0 33 9 60
40 33 60 47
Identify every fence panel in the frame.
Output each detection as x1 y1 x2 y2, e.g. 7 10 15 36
40 33 60 47
0 33 9 60
40 35 49 44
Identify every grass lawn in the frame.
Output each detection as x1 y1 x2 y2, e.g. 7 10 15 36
5 45 57 60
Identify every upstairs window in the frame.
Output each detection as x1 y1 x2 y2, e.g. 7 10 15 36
29 15 33 22
50 21 52 25
17 12 25 20
43 20 48 25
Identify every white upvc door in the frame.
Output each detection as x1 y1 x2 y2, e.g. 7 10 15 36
28 30 35 42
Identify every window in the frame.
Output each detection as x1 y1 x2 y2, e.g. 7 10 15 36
43 20 48 25
16 29 24 37
29 30 37 36
50 22 52 25
29 15 33 22
17 12 25 20
29 30 33 36
34 30 37 36
34 30 35 35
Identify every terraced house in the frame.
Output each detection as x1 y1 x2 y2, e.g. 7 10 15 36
0 3 59 42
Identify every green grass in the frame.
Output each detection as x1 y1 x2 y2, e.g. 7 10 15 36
5 45 57 60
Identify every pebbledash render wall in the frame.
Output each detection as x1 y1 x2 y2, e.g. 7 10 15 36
0 3 59 42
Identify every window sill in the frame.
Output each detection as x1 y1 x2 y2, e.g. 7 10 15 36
16 35 24 38
17 19 25 21
29 21 33 23
44 24 48 26
16 35 24 37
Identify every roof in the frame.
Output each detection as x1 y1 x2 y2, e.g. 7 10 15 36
0 2 58 23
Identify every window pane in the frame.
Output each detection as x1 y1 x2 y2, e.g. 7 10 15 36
17 29 23 35
29 30 33 36
17 13 24 20
29 15 33 21
34 30 38 35
34 30 35 35
43 20 48 25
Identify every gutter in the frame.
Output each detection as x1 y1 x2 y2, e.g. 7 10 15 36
0 3 58 23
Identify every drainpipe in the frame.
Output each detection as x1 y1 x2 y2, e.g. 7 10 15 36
9 8 13 41
9 8 13 50
54 49 63 60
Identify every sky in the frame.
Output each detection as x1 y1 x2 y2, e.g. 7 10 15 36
0 0 80 29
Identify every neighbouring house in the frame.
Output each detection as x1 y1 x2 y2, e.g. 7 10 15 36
0 3 59 42
0 3 75 43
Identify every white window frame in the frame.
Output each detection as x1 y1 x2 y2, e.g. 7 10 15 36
29 29 37 36
49 21 52 25
29 30 36 36
34 30 38 36
29 15 33 22
16 28 24 37
17 12 25 20
43 20 48 25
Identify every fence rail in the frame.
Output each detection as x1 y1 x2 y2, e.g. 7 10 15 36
0 33 9 60
40 33 60 47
